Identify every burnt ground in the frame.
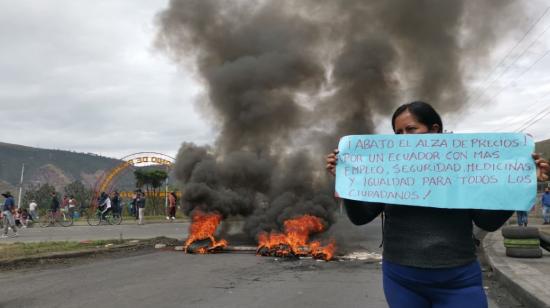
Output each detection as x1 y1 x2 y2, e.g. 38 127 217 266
0 217 527 308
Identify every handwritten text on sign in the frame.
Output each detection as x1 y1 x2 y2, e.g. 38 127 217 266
335 133 536 210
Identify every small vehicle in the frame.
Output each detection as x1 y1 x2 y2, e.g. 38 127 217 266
40 209 74 227
85 207 122 226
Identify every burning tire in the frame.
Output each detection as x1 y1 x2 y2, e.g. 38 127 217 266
505 247 542 258
183 211 228 254
501 226 539 239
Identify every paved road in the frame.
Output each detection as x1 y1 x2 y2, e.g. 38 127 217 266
0 216 507 307
0 249 387 308
1 222 190 243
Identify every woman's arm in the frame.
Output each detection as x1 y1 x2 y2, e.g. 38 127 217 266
343 199 384 225
326 149 384 224
471 209 514 232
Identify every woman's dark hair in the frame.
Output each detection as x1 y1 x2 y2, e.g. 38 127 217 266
391 101 443 133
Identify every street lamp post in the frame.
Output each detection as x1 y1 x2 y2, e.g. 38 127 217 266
17 163 25 209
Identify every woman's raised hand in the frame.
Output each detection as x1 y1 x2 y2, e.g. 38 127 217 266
533 153 550 181
326 149 339 176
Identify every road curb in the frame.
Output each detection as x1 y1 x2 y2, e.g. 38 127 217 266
0 243 144 269
483 231 550 308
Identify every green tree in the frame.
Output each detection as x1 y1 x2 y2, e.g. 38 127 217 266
133 169 169 215
22 183 56 215
64 180 92 208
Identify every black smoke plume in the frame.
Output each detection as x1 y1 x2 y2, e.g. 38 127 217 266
157 0 523 238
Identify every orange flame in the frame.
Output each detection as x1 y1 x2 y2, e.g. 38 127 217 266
311 240 336 261
184 210 228 254
283 215 324 249
256 215 336 261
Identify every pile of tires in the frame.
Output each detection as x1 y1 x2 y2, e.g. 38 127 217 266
501 226 542 258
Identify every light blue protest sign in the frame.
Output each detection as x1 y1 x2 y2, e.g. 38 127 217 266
335 133 536 211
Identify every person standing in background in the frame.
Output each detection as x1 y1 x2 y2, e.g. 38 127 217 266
542 187 550 225
111 191 121 214
50 192 60 214
137 192 146 225
167 192 177 221
68 195 77 218
1 192 18 238
516 210 528 227
29 199 38 221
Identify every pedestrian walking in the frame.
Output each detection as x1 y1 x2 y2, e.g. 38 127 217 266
542 187 550 225
136 192 146 225
29 199 38 220
1 191 18 238
325 101 550 308
166 192 177 221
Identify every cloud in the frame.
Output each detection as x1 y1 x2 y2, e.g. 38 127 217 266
0 0 213 158
0 0 549 162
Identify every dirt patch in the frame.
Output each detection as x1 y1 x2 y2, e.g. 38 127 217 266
0 236 181 272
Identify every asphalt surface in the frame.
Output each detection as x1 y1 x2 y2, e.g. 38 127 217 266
0 216 510 307
1 221 190 243
0 250 388 308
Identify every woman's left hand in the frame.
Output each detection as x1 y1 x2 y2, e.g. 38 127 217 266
533 153 549 181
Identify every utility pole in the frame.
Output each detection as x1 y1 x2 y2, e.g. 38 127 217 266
17 163 25 209
165 175 169 214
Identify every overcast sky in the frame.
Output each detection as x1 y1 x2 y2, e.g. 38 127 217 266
1 0 550 159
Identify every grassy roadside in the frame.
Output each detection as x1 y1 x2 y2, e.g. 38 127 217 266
0 240 126 261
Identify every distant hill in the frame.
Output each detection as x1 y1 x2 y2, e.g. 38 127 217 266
0 138 548 194
0 142 122 191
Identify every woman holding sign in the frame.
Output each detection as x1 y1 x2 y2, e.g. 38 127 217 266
326 101 549 308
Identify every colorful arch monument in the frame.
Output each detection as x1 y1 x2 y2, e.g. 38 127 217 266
90 152 176 207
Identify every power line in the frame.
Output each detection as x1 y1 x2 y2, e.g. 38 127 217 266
467 7 550 104
516 100 550 131
480 6 549 85
491 87 550 132
509 95 550 132
514 104 550 132
478 49 550 107
518 105 550 132
490 24 550 83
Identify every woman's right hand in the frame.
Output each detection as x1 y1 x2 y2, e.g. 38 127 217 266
325 149 339 176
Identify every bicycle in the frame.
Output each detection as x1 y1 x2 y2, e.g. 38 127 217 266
85 208 122 226
39 209 74 227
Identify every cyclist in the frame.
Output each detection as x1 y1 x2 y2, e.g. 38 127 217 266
50 192 60 216
98 192 112 220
